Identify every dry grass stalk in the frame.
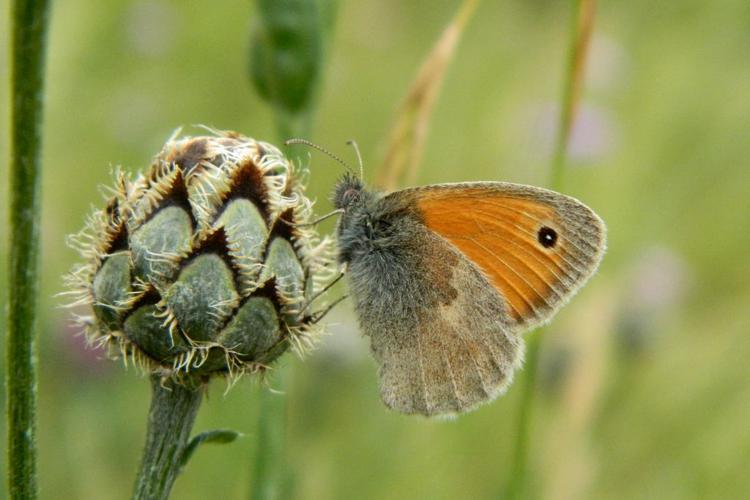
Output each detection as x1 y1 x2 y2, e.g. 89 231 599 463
376 0 479 191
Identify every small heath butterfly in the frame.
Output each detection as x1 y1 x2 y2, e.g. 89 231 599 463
330 168 606 417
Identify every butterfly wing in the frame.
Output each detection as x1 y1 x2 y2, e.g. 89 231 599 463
345 212 523 416
375 246 524 416
344 182 605 416
393 182 607 329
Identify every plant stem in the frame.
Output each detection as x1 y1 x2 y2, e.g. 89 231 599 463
505 1 596 498
249 110 309 500
132 376 204 500
505 333 541 500
7 1 51 498
550 0 597 190
250 364 290 500
248 2 338 496
276 109 312 152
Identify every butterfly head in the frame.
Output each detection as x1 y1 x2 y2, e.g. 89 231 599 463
332 171 366 211
332 172 389 264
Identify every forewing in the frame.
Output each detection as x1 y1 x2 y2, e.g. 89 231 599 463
389 182 606 329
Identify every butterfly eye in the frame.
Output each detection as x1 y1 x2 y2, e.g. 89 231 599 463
537 226 558 248
342 188 360 206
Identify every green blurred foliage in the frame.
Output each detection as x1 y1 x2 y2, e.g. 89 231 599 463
1 0 749 499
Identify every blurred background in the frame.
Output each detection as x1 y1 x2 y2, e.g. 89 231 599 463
2 0 750 498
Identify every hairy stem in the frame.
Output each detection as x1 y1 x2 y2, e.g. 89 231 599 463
7 0 51 498
132 376 204 500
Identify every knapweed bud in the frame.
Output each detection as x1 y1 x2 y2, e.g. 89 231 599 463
65 130 335 382
250 0 328 115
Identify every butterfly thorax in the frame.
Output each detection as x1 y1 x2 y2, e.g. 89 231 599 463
333 174 414 266
334 197 380 265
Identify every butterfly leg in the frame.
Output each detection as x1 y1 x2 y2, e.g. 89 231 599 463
278 209 344 228
309 295 348 324
298 271 345 318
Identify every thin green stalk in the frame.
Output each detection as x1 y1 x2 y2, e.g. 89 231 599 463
277 109 313 153
249 104 312 500
505 333 541 500
248 2 337 498
250 363 290 500
132 376 204 500
505 1 596 498
7 1 51 498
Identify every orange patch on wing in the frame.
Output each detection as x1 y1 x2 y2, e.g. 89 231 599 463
417 190 566 323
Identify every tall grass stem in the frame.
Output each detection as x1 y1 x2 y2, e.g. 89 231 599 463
248 2 337 498
506 1 596 498
376 0 479 191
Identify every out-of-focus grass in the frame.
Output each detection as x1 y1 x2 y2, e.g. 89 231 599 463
1 0 749 498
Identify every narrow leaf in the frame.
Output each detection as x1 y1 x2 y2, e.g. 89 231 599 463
180 429 242 470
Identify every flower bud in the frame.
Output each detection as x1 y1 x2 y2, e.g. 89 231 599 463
65 130 335 382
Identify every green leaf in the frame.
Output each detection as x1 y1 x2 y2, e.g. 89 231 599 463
179 429 243 470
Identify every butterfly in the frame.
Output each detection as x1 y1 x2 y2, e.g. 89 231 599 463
330 172 606 417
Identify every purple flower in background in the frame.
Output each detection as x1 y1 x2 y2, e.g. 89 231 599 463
626 245 691 313
617 245 692 355
57 308 113 378
530 102 619 164
524 34 629 166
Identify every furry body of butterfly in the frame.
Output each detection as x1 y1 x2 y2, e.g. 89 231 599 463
333 173 606 417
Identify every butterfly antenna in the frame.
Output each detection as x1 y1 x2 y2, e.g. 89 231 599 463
285 138 354 175
346 139 365 180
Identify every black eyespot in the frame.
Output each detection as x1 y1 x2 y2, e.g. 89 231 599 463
538 226 558 248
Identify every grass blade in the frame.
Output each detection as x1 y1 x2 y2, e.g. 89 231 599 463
506 1 597 498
